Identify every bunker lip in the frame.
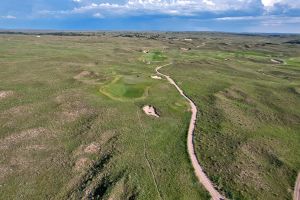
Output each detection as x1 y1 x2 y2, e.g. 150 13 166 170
142 105 159 117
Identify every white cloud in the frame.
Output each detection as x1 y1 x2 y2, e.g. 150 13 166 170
61 0 258 17
1 15 16 19
261 0 279 7
36 0 300 18
203 0 216 6
93 12 104 18
261 0 300 9
215 15 300 29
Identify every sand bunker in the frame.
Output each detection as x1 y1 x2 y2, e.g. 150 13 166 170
142 105 159 117
180 47 191 51
151 75 162 80
0 91 14 100
271 59 284 64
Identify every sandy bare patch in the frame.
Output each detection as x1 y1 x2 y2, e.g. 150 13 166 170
75 157 90 171
184 38 193 41
74 70 100 80
180 47 191 51
74 71 92 79
271 59 284 64
84 143 100 154
151 75 162 80
61 109 90 122
0 128 49 150
1 105 32 117
24 144 47 151
55 95 93 122
143 105 159 117
0 166 12 180
0 90 14 100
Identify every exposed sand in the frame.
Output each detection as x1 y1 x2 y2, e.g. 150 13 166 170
294 173 300 200
156 63 225 200
75 157 90 171
143 105 159 117
74 71 92 79
0 128 49 150
0 90 14 100
151 75 162 80
84 143 100 154
180 47 191 51
271 58 284 64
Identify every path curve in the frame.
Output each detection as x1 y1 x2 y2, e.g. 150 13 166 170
156 63 225 200
294 173 300 200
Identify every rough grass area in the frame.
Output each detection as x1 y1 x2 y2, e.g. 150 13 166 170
0 32 299 200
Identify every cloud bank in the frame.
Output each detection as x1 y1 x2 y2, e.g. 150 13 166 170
0 0 299 32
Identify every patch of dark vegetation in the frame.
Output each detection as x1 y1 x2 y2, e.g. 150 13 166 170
63 114 99 153
267 70 294 79
284 39 300 44
287 87 300 95
88 175 112 199
265 152 284 167
0 31 97 36
71 154 112 197
88 171 126 199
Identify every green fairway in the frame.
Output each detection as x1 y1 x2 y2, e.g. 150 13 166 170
0 32 299 200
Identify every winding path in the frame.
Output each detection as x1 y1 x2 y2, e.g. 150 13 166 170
294 173 300 200
156 63 225 200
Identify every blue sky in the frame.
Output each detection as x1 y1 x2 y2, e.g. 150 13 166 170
0 0 300 33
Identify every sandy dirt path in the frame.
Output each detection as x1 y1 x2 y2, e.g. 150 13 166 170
294 173 300 200
156 63 225 200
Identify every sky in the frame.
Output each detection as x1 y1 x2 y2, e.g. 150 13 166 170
0 0 300 33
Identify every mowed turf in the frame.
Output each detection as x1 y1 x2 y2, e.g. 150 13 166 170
100 76 150 100
0 32 299 200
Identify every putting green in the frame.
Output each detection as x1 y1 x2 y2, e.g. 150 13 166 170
141 51 167 63
100 76 149 101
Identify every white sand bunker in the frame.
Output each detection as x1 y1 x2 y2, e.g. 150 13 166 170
0 91 14 100
143 105 159 117
151 75 162 80
271 59 284 64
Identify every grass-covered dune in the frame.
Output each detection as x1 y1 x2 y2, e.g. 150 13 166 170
0 32 299 200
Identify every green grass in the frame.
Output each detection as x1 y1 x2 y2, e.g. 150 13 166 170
100 76 150 100
142 51 168 62
0 32 299 200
